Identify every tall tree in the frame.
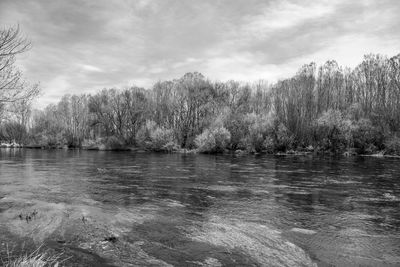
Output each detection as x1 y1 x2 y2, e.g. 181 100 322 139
0 25 39 106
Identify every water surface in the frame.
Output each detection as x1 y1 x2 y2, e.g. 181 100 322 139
0 149 399 266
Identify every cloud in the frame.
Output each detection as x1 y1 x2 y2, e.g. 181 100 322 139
242 1 336 34
79 64 103 73
0 0 399 108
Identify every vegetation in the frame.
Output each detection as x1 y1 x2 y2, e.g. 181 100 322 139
195 122 231 153
2 245 64 267
4 252 60 267
136 120 179 152
1 26 400 155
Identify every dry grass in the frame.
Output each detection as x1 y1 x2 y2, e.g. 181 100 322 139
2 244 69 267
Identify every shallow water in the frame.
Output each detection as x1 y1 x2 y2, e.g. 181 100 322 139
0 149 399 266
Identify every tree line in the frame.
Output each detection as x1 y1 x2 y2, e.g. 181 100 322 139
1 26 400 155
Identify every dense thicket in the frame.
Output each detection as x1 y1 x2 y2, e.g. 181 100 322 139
2 54 400 155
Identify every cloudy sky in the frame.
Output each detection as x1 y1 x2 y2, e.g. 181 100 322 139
0 0 399 107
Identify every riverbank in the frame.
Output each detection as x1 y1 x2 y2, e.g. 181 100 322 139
2 145 400 159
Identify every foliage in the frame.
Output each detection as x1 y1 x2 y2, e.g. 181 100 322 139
244 113 275 152
150 127 177 152
0 38 399 155
224 112 248 150
195 124 231 153
136 120 179 151
351 118 382 153
194 130 215 153
385 136 400 156
314 109 350 151
274 123 295 152
103 136 125 150
0 122 27 144
29 106 65 147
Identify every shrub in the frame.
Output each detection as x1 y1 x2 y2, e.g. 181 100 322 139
81 138 98 148
385 136 400 156
213 125 231 151
161 141 181 152
136 120 156 147
224 113 248 150
233 112 276 152
103 136 125 150
314 109 350 151
274 123 295 152
195 129 215 153
263 136 275 153
37 132 65 148
0 122 28 144
149 127 176 151
195 125 231 153
136 120 179 152
351 118 381 153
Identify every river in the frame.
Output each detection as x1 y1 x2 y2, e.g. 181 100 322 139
0 149 399 266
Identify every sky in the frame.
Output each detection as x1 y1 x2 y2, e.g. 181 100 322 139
0 0 399 107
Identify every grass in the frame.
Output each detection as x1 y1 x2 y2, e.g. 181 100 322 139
2 244 69 267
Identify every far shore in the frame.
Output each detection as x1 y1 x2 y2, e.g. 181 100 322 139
2 144 400 159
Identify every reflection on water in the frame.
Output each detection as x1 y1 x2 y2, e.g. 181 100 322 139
0 149 399 266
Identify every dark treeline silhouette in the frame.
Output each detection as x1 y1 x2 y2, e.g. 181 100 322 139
1 54 399 155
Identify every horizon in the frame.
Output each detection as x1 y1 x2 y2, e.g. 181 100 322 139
0 0 399 108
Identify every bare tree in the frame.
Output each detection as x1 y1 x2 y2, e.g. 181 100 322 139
0 25 40 104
